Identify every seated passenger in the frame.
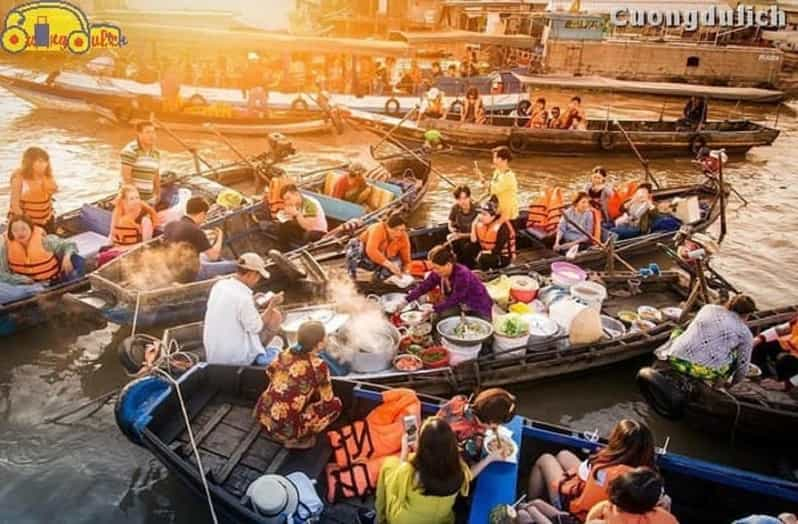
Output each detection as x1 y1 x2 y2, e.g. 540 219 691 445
202 253 284 366
679 96 707 129
660 295 757 384
471 197 516 271
1 214 83 288
403 245 493 324
277 184 328 251
527 419 656 522
610 183 654 240
554 192 600 253
752 315 798 391
563 96 587 130
163 196 238 281
436 388 516 464
375 417 501 524
528 97 548 129
255 320 343 449
331 162 372 205
108 185 157 251
585 166 614 225
447 185 479 267
547 106 563 129
346 213 410 280
417 87 446 124
586 467 678 524
461 87 486 125
9 146 59 233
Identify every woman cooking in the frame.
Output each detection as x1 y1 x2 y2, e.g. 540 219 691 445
401 244 492 323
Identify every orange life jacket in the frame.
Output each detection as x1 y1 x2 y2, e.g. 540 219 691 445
20 177 56 226
407 260 433 277
268 175 291 215
112 206 155 247
778 318 798 357
589 207 603 241
557 463 633 521
325 388 420 502
6 226 60 282
607 181 639 221
526 187 564 234
475 219 516 261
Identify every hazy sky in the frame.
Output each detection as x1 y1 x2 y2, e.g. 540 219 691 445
125 0 292 30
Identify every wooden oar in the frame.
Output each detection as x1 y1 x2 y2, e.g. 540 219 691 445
151 116 216 176
386 136 457 188
374 105 419 150
301 91 344 135
560 212 637 273
613 120 662 189
202 122 268 190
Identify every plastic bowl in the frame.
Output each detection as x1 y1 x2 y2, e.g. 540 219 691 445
393 354 423 372
420 346 450 369
617 310 639 325
637 305 663 323
550 262 587 289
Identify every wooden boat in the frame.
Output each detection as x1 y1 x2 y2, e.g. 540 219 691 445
637 304 798 443
0 65 520 118
0 72 335 137
346 108 781 157
67 145 433 328
513 72 786 103
152 268 708 396
114 365 798 524
0 171 257 338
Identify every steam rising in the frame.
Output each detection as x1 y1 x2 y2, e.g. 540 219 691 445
121 243 201 291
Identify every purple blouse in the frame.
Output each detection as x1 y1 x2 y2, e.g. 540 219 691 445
406 263 493 319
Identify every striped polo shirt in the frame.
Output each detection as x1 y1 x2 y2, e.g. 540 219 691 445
120 140 160 200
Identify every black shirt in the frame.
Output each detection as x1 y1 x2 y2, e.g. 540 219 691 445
163 216 212 255
449 202 478 234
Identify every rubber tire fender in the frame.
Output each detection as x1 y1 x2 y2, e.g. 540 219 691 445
449 100 464 114
516 99 532 116
636 366 687 420
509 133 526 154
384 97 400 116
291 97 309 112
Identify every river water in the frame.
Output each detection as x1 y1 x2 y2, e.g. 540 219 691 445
0 87 796 523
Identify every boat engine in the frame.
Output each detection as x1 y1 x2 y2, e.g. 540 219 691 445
268 133 295 163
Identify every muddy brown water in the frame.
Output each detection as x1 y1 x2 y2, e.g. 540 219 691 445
0 88 796 522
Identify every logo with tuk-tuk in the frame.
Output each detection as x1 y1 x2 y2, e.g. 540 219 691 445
1 0 127 54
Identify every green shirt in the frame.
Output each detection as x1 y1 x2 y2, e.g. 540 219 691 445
121 140 160 200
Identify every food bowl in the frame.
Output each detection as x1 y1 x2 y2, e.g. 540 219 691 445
660 307 683 321
420 346 450 369
637 305 663 323
409 322 433 342
617 310 639 325
600 315 627 339
483 429 518 463
393 354 423 372
372 293 408 314
399 310 426 326
437 316 494 345
630 319 657 333
746 363 763 378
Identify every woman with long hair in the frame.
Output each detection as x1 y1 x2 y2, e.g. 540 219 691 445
108 185 157 250
461 87 486 125
9 147 58 233
527 419 656 522
376 417 501 524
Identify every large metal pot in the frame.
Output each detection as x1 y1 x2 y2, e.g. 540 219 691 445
330 319 401 373
281 305 349 346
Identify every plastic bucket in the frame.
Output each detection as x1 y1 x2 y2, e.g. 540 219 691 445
550 262 587 289
493 332 528 360
442 337 482 366
570 281 607 311
548 297 588 332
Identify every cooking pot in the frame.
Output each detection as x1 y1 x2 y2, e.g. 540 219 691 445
368 293 407 315
329 319 401 373
281 306 349 346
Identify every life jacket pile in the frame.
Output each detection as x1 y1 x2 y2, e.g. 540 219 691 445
526 187 564 235
324 388 421 503
111 205 157 247
556 462 632 521
20 177 56 227
267 175 292 216
6 226 60 282
474 219 516 261
607 181 639 221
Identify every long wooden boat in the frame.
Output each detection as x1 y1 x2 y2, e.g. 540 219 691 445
67 146 433 328
346 108 781 157
0 65 521 117
0 172 258 338
637 304 798 443
0 72 335 137
114 365 798 524
155 269 709 396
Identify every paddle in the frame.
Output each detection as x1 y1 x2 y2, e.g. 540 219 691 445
301 91 344 135
374 104 419 150
201 122 270 191
560 211 638 273
151 116 216 176
613 120 662 189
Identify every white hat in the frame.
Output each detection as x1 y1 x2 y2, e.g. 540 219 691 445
237 252 270 279
426 87 441 99
246 474 299 522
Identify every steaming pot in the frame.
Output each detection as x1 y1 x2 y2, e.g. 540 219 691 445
331 320 401 373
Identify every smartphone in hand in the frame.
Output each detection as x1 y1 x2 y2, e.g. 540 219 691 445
254 291 275 308
403 415 418 447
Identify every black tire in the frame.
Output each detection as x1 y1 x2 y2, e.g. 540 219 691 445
384 97 400 116
636 366 687 419
689 134 707 155
509 134 526 154
187 94 208 107
516 99 532 116
267 249 307 281
291 97 309 112
449 100 464 114
598 132 615 151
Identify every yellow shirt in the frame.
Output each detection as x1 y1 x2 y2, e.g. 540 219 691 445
376 455 472 524
490 168 519 220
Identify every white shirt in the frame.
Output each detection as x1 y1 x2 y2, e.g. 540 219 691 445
202 277 264 365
